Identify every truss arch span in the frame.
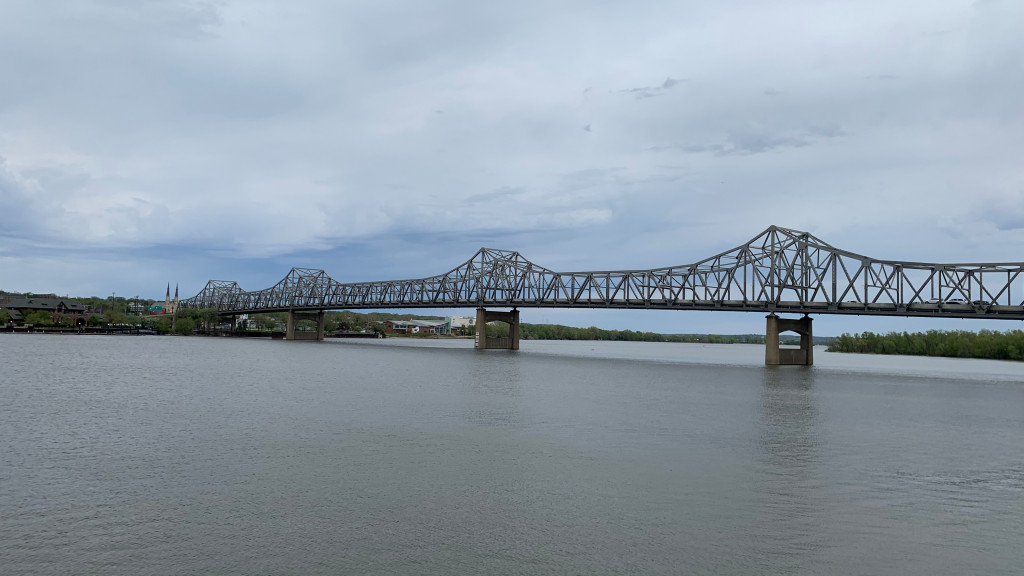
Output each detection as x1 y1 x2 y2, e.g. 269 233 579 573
178 225 1024 320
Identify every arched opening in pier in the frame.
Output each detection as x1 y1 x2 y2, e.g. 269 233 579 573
765 314 813 366
474 308 520 350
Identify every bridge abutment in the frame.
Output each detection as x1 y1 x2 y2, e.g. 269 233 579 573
285 310 326 341
765 314 813 366
475 308 520 350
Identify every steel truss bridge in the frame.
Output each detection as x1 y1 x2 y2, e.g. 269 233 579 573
180 225 1024 320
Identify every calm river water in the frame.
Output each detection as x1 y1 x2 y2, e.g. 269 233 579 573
1 335 1022 575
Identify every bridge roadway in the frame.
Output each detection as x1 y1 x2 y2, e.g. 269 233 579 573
179 226 1024 365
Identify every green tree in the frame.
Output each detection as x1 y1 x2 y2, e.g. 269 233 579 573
157 316 173 334
254 314 279 330
174 317 195 335
200 308 221 333
826 329 1024 361
106 307 127 325
24 310 52 326
485 322 510 338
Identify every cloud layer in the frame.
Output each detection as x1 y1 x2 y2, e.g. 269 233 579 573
2 0 1021 332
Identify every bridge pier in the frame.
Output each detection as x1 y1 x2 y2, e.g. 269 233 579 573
475 308 520 350
765 314 813 366
286 310 326 341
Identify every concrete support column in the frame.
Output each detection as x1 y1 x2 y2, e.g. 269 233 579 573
802 315 813 366
286 310 296 340
285 310 326 341
765 314 813 366
509 309 520 351
474 308 520 350
765 314 780 365
475 308 487 349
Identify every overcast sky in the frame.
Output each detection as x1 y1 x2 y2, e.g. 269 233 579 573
2 0 1022 335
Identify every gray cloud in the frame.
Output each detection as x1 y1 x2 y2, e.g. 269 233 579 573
982 195 1024 232
464 186 526 204
648 124 846 156
618 76 684 99
1 0 1022 333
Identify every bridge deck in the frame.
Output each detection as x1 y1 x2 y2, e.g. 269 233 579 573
179 226 1024 321
206 300 1024 320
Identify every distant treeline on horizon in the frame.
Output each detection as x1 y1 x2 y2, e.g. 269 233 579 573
482 321 835 345
827 329 1024 361
516 323 768 344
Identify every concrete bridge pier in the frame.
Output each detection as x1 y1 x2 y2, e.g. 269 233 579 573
765 314 813 366
475 308 520 350
286 310 326 341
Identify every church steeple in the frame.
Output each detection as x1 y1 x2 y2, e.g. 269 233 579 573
163 283 179 315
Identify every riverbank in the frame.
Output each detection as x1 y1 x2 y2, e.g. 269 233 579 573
2 325 156 335
827 329 1024 361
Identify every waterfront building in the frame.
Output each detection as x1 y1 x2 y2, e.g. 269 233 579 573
384 318 453 335
448 315 474 329
4 297 87 325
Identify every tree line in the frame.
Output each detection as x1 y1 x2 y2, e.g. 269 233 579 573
483 322 766 344
2 301 772 344
826 329 1024 361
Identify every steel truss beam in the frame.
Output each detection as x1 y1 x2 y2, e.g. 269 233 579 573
179 226 1024 320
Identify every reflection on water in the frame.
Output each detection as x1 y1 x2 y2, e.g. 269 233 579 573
464 349 523 427
755 368 826 568
1 335 1022 576
760 367 818 469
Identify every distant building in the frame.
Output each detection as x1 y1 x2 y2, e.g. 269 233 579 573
384 318 452 335
163 283 179 315
448 315 474 329
5 297 87 325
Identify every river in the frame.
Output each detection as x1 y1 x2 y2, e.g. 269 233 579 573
1 335 1022 575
